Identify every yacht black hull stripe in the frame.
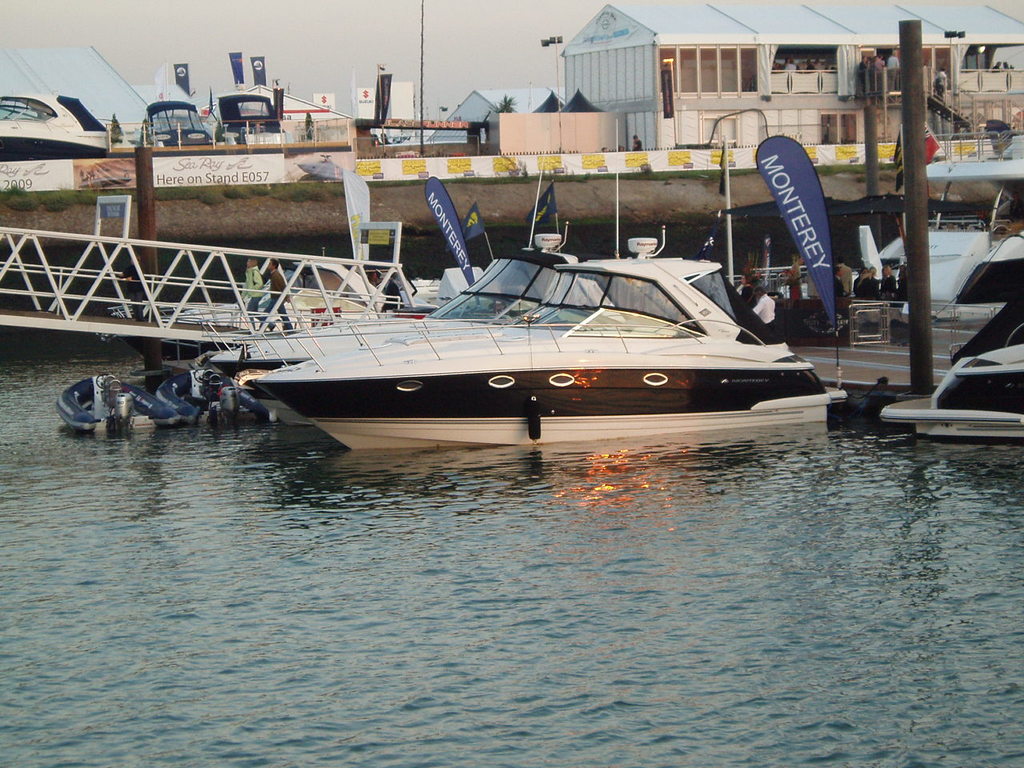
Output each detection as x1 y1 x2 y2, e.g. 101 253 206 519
258 368 826 420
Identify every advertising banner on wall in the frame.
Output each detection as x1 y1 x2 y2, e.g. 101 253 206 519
152 154 285 187
0 160 76 192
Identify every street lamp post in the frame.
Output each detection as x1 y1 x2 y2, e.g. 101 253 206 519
541 35 563 152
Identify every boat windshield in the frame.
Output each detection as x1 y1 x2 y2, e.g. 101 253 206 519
526 270 696 336
0 97 57 122
150 107 204 133
235 100 274 119
431 258 559 321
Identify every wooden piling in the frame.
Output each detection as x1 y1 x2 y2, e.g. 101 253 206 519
134 147 164 390
899 19 934 394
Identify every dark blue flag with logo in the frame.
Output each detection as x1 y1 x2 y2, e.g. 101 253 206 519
229 52 244 86
527 182 557 225
462 202 485 241
756 135 835 329
425 177 475 285
251 56 267 87
174 64 191 96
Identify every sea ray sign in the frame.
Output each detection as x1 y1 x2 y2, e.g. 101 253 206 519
755 135 835 330
424 176 475 285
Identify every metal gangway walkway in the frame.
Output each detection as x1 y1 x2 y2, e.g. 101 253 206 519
0 222 417 355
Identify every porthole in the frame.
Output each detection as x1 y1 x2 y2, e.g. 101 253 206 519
643 372 669 387
549 373 576 387
396 380 423 392
488 375 516 389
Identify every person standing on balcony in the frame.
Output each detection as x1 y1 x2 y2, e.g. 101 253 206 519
887 49 901 90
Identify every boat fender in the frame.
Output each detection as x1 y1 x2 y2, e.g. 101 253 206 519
525 395 542 440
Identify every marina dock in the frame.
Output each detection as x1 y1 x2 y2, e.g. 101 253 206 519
794 310 993 391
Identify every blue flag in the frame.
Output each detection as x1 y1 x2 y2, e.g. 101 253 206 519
229 52 244 86
756 135 835 329
251 56 267 87
695 214 720 260
527 182 557 225
462 202 485 241
425 177 475 285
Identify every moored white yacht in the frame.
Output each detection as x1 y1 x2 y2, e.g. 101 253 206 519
880 296 1024 439
255 253 842 449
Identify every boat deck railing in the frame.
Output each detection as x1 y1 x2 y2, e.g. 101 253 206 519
0 226 411 343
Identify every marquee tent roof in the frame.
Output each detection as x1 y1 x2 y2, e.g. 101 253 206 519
0 47 148 123
567 4 1024 50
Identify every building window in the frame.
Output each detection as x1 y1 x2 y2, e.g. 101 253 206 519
740 48 757 92
721 48 739 92
680 48 698 93
841 113 857 143
700 48 718 94
820 113 838 144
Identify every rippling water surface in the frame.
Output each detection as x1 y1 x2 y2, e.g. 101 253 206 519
2 331 1023 767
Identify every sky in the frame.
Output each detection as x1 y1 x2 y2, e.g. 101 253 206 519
5 0 1021 117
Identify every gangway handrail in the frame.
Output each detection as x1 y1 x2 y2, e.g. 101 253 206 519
0 225 416 347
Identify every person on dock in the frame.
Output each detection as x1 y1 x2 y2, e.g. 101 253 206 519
267 258 293 331
880 264 898 301
855 267 881 300
120 262 145 320
836 259 853 297
243 258 264 314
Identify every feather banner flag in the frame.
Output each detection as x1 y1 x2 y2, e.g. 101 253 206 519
425 177 476 285
756 135 835 330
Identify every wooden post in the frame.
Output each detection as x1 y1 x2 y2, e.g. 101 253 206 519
900 19 934 394
134 146 163 390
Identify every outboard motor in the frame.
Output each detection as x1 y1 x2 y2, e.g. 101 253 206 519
110 391 135 433
216 385 241 428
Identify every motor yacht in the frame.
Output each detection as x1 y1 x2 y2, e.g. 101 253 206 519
255 254 841 449
880 296 1024 439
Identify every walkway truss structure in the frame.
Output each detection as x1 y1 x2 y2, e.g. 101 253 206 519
0 224 413 354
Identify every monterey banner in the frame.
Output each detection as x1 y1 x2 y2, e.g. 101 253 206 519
755 135 835 329
424 177 475 285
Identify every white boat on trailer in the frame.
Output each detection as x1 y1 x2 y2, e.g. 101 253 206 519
255 243 844 449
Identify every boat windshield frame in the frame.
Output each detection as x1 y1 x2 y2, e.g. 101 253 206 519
430 258 559 322
525 269 695 332
0 97 58 122
149 106 206 133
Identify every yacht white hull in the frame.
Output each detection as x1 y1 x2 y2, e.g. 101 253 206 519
312 394 833 449
880 398 1024 439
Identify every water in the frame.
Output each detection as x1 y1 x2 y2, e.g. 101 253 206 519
2 330 1023 768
